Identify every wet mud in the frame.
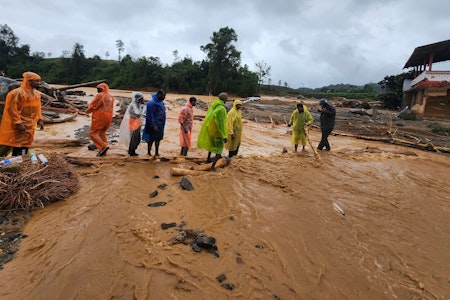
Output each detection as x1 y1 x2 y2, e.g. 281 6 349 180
0 89 449 299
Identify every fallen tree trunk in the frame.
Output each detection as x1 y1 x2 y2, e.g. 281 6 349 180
64 155 193 166
33 139 83 148
57 79 108 91
42 112 78 124
333 130 450 154
65 155 153 166
168 156 206 164
170 168 204 176
191 158 229 171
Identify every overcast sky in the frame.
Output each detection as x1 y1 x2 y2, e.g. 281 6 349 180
2 0 450 89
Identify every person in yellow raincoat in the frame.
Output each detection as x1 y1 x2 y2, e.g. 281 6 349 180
197 92 228 170
178 97 197 156
288 103 313 151
225 99 243 158
86 83 115 157
0 71 44 157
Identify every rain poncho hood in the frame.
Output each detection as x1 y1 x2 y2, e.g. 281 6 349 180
225 100 243 151
119 92 145 146
197 99 227 154
0 72 43 147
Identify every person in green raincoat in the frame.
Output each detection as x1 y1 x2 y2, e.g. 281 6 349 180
288 103 313 151
225 99 243 158
197 92 228 170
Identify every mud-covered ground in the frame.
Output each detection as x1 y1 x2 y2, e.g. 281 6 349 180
0 89 449 299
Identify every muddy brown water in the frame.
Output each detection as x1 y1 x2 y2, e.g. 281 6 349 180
0 90 449 299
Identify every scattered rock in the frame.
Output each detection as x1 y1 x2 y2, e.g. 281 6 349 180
157 183 167 189
161 222 177 230
149 190 158 198
236 256 244 264
216 274 227 283
180 177 194 191
147 201 166 207
169 229 219 257
221 283 235 291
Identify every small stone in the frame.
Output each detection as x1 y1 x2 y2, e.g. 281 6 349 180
147 201 167 207
149 190 158 198
161 222 177 230
221 283 235 291
216 274 227 283
180 177 194 191
157 183 167 189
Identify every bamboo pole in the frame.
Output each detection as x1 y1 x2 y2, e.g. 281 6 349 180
305 127 322 163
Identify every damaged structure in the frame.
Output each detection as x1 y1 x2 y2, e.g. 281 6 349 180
403 39 450 118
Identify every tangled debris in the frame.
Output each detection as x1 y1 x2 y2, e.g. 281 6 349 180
169 228 219 258
0 153 80 212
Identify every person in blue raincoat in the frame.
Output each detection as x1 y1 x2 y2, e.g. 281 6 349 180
142 90 166 156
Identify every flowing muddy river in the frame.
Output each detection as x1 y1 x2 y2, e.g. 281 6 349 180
0 91 449 299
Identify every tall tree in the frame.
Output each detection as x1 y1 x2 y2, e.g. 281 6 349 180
0 24 28 75
200 27 241 94
377 73 411 109
116 39 124 61
255 61 271 86
68 42 86 83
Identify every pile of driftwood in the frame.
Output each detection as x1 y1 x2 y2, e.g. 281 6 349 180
0 153 79 212
38 79 107 123
0 77 108 124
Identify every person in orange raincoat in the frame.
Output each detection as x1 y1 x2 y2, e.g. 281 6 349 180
0 71 44 157
86 83 115 157
178 97 197 156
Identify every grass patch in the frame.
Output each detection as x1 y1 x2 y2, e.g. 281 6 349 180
429 122 450 135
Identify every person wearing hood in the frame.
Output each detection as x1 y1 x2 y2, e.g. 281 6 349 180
178 97 197 156
119 92 145 156
317 98 336 151
142 90 166 157
288 103 313 152
197 92 228 171
86 82 115 157
225 99 243 158
0 71 44 157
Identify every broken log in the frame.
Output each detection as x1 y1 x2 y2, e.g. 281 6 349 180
42 112 78 124
168 156 206 164
65 155 151 166
191 158 229 171
33 139 83 148
56 79 108 91
333 130 450 154
64 155 195 166
170 168 204 176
